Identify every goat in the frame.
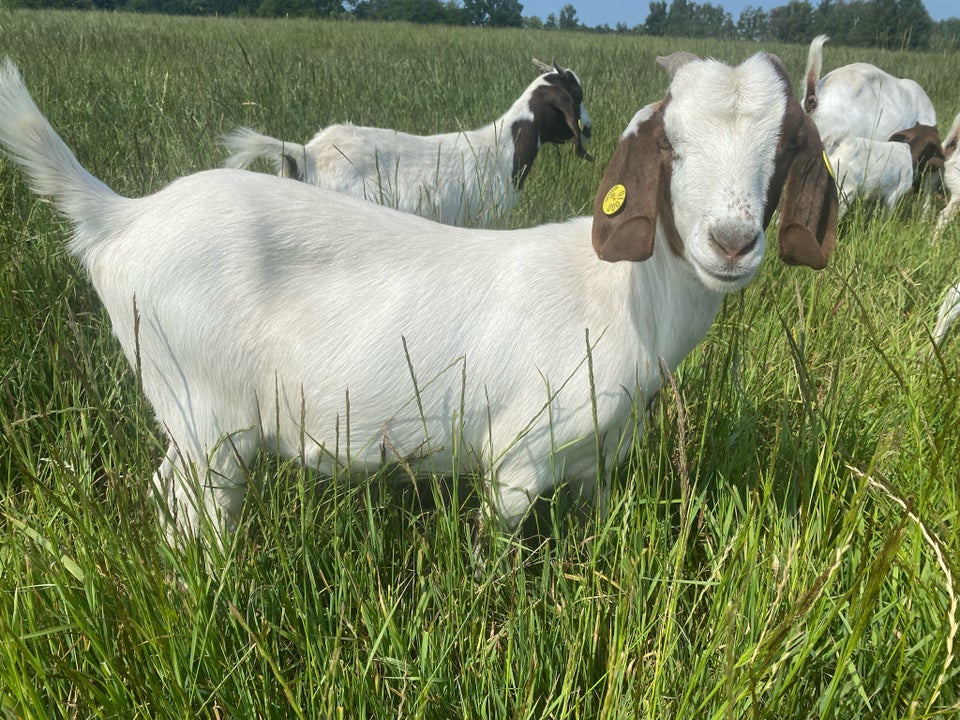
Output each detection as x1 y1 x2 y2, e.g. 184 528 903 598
0 53 837 544
803 35 944 213
934 112 960 238
222 58 592 227
827 136 914 215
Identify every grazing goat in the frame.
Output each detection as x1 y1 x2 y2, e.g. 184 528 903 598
223 58 593 227
0 53 837 544
934 112 960 238
804 34 944 214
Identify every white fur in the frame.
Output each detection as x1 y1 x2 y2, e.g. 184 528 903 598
806 35 936 144
223 67 592 227
829 136 914 215
805 34 937 213
934 282 960 345
935 112 960 238
0 55 799 542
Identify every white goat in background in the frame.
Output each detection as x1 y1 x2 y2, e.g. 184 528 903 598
223 58 592 227
803 34 944 215
0 52 837 545
934 112 960 238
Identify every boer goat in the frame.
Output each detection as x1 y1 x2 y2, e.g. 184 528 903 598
223 58 592 227
0 53 837 544
804 35 944 214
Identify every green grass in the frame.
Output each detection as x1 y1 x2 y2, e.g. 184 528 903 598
1 9 958 718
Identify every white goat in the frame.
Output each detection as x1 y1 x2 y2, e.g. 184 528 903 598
934 112 960 238
0 53 837 544
223 58 592 227
804 34 944 214
827 136 914 215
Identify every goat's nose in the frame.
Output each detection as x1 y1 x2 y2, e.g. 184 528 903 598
708 223 761 259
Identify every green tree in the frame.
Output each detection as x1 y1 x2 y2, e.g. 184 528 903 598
893 0 934 49
767 0 814 43
737 5 768 40
691 2 733 37
931 17 960 51
256 0 341 15
665 0 694 36
558 3 579 29
464 0 523 26
644 0 668 35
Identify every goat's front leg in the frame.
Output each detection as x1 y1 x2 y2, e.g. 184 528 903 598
153 428 257 548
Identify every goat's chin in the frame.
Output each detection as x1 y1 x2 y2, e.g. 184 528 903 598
691 259 762 295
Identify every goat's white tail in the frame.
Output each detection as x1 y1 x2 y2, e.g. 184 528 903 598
222 127 309 182
803 34 828 113
0 58 124 256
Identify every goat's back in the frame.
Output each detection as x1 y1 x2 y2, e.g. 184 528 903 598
303 121 515 225
814 63 937 144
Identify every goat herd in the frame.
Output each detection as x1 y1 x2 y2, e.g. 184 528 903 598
0 37 953 549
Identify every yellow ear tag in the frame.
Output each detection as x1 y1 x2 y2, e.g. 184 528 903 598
602 184 627 216
823 150 836 181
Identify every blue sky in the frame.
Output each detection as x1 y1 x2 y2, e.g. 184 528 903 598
518 1 957 28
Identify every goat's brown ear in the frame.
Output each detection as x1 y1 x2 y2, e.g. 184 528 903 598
540 84 592 161
592 103 670 262
889 123 945 188
770 97 838 270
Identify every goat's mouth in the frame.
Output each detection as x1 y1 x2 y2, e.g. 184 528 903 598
705 266 756 283
698 265 760 294
691 227 765 292
694 254 763 293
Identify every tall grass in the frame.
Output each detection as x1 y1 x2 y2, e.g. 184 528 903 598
0 9 958 718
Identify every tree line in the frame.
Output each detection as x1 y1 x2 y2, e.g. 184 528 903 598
12 0 960 51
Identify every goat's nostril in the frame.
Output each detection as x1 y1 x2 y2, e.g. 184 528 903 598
709 228 761 259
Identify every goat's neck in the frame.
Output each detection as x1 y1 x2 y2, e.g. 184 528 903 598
624 238 725 374
498 93 545 190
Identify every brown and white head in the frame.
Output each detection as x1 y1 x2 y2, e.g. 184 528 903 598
592 51 838 293
510 58 593 188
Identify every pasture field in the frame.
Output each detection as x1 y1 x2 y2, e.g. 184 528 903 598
1 8 959 718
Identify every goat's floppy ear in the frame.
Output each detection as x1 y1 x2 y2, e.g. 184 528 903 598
889 123 945 188
592 102 670 262
770 96 838 269
540 84 593 161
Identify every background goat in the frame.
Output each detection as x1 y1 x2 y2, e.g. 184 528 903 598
804 34 944 214
0 52 836 544
934 112 960 238
223 58 592 227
